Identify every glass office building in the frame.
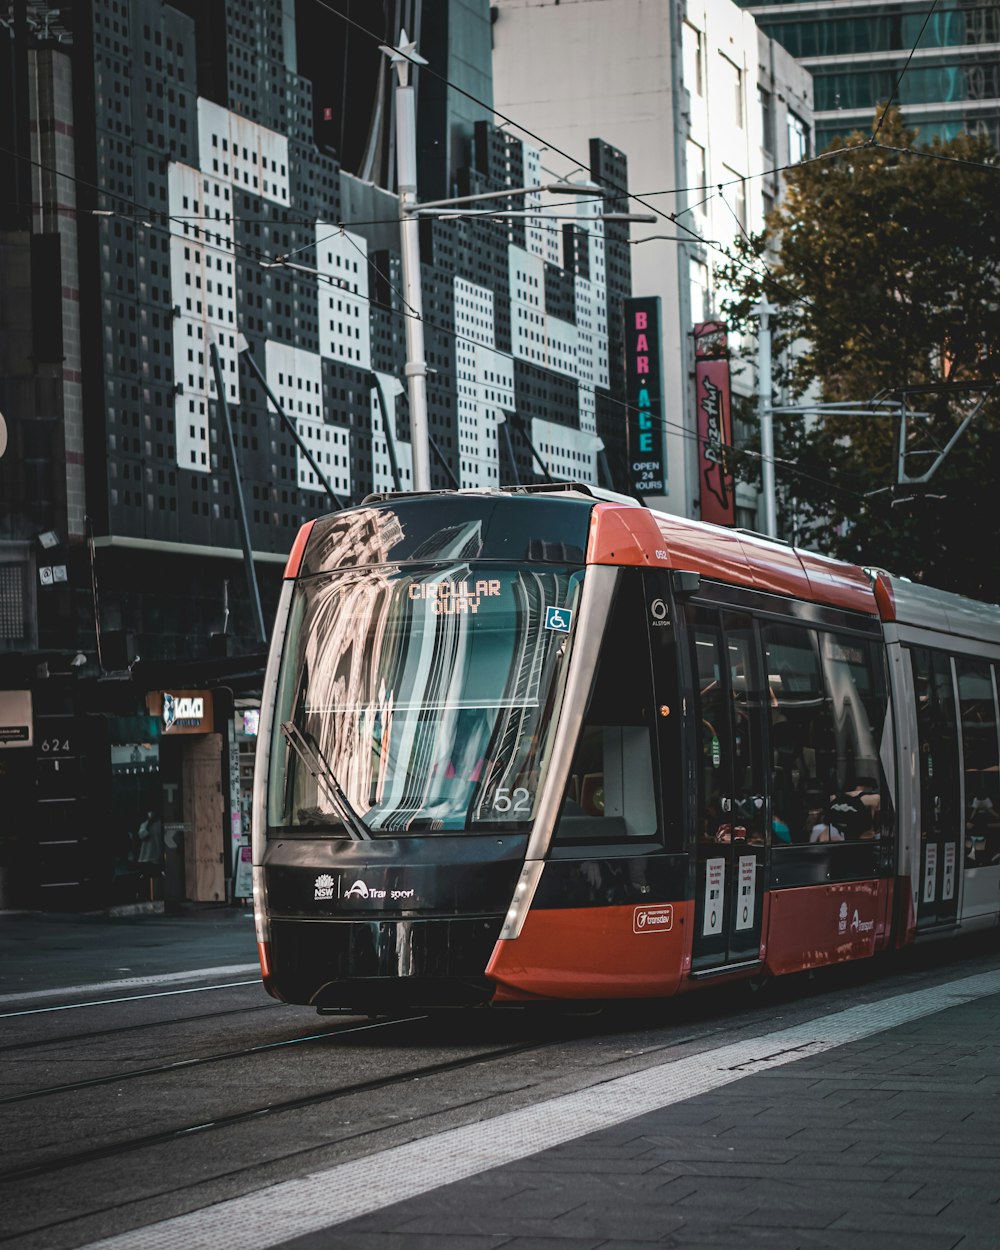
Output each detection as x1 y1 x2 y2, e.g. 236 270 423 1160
739 1 1000 151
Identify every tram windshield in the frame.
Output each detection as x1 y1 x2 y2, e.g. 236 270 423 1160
267 563 585 835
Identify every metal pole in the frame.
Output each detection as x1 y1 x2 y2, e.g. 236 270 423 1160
209 340 267 644
511 412 555 483
239 342 345 510
428 434 459 488
382 34 431 492
757 299 778 538
498 416 521 486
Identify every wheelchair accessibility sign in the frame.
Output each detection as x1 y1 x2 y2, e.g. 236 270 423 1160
544 606 573 632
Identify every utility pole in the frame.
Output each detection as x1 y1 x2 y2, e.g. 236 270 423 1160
755 298 778 539
379 31 431 493
209 339 267 644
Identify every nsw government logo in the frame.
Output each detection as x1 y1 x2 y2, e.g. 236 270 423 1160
633 904 673 934
314 873 336 901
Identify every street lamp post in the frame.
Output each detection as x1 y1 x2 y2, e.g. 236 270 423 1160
754 298 778 539
380 31 432 492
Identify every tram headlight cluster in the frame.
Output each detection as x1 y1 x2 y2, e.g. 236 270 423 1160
499 859 545 940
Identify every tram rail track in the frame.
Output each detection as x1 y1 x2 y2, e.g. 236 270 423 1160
0 1036 547 1185
0 1001 278 1056
0 1013 429 1104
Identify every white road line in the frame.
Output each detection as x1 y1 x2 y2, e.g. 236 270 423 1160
77 966 1000 1250
0 980 264 1019
0 964 260 1007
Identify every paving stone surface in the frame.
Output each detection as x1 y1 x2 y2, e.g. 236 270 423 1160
274 991 1000 1250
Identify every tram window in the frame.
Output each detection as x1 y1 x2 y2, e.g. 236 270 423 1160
555 572 658 845
957 657 1000 866
911 647 961 843
819 631 891 842
764 624 890 845
763 624 837 844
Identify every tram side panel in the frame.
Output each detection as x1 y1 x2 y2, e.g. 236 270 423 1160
487 566 692 1002
875 569 1000 940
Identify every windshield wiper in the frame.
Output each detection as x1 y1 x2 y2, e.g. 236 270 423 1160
280 721 372 841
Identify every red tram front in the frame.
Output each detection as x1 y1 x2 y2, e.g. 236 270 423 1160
252 486 896 1011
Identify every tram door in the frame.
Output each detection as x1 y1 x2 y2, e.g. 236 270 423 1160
911 648 961 928
688 607 767 970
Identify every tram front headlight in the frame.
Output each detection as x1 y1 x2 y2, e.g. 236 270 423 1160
498 859 545 940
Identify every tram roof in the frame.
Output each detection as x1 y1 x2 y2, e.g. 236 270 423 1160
867 569 1000 644
587 502 879 617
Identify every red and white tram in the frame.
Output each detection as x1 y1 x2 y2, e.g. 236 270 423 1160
251 485 1000 1011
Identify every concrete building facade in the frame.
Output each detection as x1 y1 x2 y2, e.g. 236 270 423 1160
492 0 813 526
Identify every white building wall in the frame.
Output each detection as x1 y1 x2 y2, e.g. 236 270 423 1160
167 162 238 474
531 416 603 485
315 227 371 369
197 98 290 206
509 244 546 366
454 276 514 488
370 373 410 494
264 340 351 499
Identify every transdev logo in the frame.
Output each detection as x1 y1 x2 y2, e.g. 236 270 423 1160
633 904 673 934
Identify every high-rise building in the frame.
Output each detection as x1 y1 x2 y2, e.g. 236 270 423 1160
737 0 1000 152
0 0 634 911
492 0 812 526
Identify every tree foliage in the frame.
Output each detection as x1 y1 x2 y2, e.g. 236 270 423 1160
716 106 1000 601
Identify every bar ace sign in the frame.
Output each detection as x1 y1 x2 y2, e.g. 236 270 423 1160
624 297 666 496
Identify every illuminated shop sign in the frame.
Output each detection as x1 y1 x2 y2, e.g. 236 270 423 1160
694 321 735 526
624 297 666 496
146 689 214 734
0 690 32 748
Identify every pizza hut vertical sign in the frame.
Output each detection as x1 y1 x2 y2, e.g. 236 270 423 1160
694 321 735 526
624 297 666 496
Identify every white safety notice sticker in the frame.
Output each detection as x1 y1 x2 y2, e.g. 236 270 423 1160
703 857 725 936
734 855 756 931
942 842 956 902
923 843 938 904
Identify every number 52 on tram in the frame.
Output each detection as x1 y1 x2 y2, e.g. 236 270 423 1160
251 485 1000 1012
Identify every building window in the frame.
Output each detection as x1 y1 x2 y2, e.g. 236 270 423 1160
720 54 743 128
788 111 810 163
687 139 707 213
722 165 747 230
683 22 704 96
759 88 775 155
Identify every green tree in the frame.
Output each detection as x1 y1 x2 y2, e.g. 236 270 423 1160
716 106 1000 601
